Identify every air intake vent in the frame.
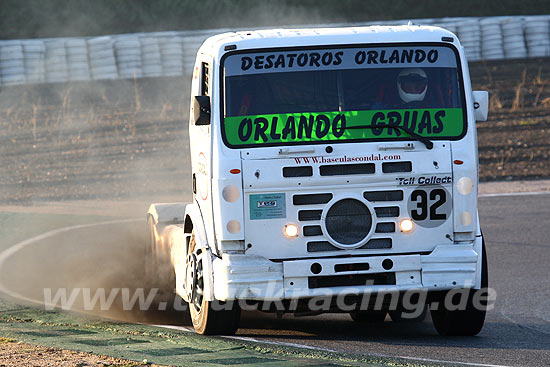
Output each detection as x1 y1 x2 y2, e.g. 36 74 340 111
283 166 313 177
358 238 392 249
334 263 370 272
303 225 323 236
382 161 412 173
293 193 333 205
375 223 396 233
320 163 375 176
307 241 337 252
374 206 400 218
364 190 403 202
307 238 392 252
298 210 322 221
308 272 396 289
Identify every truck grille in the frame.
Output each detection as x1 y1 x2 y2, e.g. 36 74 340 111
382 161 412 173
282 161 412 177
293 190 403 253
306 238 392 252
319 163 374 176
293 193 332 205
325 198 372 246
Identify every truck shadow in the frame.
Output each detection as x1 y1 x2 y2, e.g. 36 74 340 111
236 309 550 353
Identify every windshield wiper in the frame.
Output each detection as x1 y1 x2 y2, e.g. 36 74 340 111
346 124 434 150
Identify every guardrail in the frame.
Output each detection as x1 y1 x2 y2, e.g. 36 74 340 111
0 15 548 86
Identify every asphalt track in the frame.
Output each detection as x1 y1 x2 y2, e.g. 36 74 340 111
0 191 549 366
229 192 550 367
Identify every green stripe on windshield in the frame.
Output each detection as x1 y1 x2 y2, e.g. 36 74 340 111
224 108 464 146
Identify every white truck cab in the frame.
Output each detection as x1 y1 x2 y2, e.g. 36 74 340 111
147 24 490 336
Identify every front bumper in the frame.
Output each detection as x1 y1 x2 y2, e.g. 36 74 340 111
212 237 483 301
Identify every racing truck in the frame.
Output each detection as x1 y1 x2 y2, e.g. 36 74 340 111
146 24 490 336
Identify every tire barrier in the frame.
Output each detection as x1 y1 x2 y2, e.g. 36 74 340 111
115 36 143 79
66 38 91 81
23 40 46 83
44 39 69 83
502 17 528 59
0 41 26 85
140 36 163 77
0 15 548 86
458 20 482 61
480 18 505 60
525 16 550 57
88 36 118 80
160 34 184 76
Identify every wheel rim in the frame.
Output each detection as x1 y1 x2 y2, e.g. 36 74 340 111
187 251 204 314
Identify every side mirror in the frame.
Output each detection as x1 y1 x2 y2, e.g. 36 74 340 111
193 96 211 126
473 91 489 122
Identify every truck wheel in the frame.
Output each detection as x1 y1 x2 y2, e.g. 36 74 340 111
430 238 488 336
187 232 240 335
349 311 387 323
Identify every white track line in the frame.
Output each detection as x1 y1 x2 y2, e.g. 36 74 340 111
378 355 514 367
223 335 338 353
150 324 195 333
0 218 140 307
151 324 338 352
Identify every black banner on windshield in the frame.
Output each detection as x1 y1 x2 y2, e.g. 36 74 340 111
224 46 457 76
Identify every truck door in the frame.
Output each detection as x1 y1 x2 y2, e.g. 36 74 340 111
190 59 215 247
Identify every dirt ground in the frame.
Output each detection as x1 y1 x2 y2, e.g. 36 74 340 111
0 78 192 205
471 57 550 181
0 58 549 205
0 338 168 367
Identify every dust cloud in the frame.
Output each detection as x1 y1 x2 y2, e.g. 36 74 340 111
0 218 191 325
0 73 194 323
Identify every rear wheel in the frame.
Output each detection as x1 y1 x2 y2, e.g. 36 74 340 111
430 238 488 336
187 232 240 335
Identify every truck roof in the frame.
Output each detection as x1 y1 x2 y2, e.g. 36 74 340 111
201 25 458 55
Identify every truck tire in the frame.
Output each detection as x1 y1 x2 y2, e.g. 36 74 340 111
187 232 240 335
430 238 488 336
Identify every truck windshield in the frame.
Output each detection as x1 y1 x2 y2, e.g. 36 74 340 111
222 44 465 148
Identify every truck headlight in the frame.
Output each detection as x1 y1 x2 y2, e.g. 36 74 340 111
284 223 299 238
399 218 414 233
